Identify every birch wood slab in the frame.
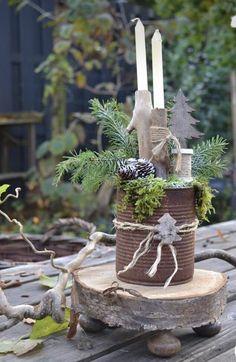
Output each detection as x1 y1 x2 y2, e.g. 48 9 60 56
72 262 227 331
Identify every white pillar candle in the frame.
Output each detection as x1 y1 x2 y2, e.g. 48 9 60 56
152 29 164 108
133 18 148 91
231 15 236 27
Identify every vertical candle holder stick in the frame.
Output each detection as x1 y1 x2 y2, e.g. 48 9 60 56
129 20 180 178
127 90 153 161
150 108 168 178
127 92 169 178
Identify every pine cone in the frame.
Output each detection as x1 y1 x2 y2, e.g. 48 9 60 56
118 158 156 180
117 160 136 180
135 158 156 178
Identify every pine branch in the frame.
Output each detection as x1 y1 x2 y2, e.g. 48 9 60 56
54 151 81 186
89 99 138 158
55 149 125 192
192 136 228 180
55 99 139 192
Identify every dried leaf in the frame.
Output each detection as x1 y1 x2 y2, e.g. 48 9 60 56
13 339 43 356
36 141 50 159
0 340 15 354
54 40 71 54
0 184 10 197
49 135 66 156
23 318 36 325
70 48 84 63
0 339 42 356
75 72 86 88
216 229 228 241
64 131 78 152
39 275 72 289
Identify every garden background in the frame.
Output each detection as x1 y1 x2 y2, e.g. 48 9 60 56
0 0 236 234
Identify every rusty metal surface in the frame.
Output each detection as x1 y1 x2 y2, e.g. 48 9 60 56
116 188 196 286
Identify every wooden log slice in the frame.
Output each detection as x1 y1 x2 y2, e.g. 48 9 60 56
72 263 227 331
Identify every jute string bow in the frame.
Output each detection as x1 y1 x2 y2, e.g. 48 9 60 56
114 213 198 288
150 126 182 172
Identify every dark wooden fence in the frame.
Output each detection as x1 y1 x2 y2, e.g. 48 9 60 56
0 0 53 176
0 1 135 179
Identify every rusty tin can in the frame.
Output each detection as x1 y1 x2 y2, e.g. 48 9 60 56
116 187 196 286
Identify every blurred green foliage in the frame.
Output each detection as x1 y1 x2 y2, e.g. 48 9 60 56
7 0 136 232
6 0 236 231
132 0 236 221
151 0 236 138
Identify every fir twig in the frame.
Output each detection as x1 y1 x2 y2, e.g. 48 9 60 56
55 149 125 192
55 99 139 192
89 99 138 158
192 136 228 180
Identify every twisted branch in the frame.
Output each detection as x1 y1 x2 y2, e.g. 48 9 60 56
0 231 115 329
0 187 21 205
42 217 96 244
0 197 65 273
0 187 116 330
195 249 236 267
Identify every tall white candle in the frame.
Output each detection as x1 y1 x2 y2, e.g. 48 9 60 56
133 18 148 91
152 29 164 108
231 15 236 27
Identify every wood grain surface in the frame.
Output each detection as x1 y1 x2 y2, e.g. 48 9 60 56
1 220 236 361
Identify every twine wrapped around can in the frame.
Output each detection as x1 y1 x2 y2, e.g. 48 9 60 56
114 216 198 288
116 187 197 286
150 126 182 172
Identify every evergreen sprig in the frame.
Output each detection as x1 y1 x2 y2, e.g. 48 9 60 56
55 99 138 192
89 98 138 158
192 136 228 180
55 149 125 192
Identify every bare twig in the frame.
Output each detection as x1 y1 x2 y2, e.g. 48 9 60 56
0 187 117 328
0 187 66 272
0 187 21 205
0 188 115 328
42 217 96 244
0 231 115 326
195 249 236 267
22 0 55 20
0 279 21 289
97 124 104 153
67 231 110 273
117 0 129 27
0 208 66 273
0 317 19 332
84 85 117 97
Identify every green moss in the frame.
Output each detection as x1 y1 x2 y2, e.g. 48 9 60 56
118 176 167 223
118 176 215 224
192 178 215 222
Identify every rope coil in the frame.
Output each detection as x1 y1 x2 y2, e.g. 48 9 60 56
150 126 182 172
